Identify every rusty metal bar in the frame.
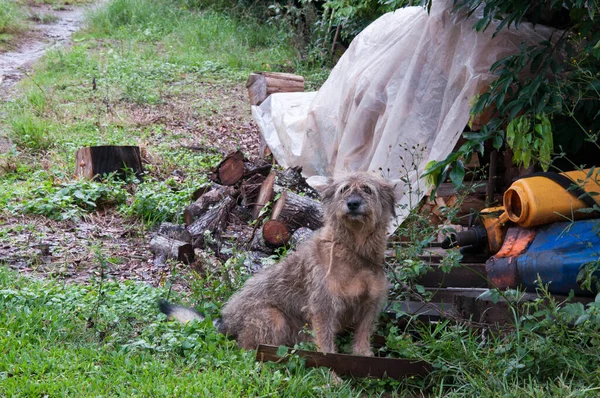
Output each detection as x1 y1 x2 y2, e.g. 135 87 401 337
256 345 431 380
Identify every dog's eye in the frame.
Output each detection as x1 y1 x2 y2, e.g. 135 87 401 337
362 185 372 194
340 185 350 194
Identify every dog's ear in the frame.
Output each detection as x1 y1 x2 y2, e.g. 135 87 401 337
320 178 337 204
379 180 397 218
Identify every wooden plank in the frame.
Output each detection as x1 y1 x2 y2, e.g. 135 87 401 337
417 264 488 288
256 345 431 380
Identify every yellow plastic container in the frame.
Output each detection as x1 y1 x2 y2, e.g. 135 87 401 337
503 169 600 228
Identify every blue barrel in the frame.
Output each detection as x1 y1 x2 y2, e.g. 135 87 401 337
516 219 600 295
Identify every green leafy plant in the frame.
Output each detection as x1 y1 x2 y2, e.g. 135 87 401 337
8 175 129 220
427 0 600 188
506 113 553 171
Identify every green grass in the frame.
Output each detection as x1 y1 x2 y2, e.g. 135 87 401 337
0 267 358 397
0 0 27 37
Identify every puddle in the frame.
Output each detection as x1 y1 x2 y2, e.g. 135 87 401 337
0 4 93 94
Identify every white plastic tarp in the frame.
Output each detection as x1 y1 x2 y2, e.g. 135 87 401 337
252 0 556 230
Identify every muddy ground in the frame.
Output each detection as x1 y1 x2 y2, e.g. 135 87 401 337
0 3 92 94
0 2 263 291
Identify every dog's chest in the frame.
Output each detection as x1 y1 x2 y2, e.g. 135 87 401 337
326 266 387 301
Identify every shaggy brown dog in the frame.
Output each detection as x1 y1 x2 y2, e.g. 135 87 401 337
160 172 396 355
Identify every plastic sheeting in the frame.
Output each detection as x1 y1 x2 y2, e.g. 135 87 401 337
252 0 556 230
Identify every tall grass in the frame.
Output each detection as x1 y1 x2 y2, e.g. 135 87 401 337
0 0 26 35
87 0 298 72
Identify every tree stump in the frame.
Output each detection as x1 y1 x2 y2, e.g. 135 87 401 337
75 146 143 180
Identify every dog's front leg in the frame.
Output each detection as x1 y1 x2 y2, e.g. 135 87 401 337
352 304 379 356
311 312 337 353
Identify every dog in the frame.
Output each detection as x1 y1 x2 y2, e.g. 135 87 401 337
160 172 396 356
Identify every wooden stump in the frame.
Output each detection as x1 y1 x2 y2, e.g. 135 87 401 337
75 146 143 180
246 72 305 106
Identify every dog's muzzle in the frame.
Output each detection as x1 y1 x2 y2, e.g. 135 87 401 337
345 194 365 217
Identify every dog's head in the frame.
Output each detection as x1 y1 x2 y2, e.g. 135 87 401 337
321 172 396 232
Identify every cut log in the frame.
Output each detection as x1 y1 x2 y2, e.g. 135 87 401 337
157 222 192 243
243 160 272 179
289 227 314 248
246 72 305 106
211 151 246 186
275 166 317 197
183 185 237 226
250 227 273 255
75 146 143 180
191 184 213 201
243 250 271 273
271 191 287 220
149 235 194 264
188 196 236 247
262 219 290 247
252 171 276 219
273 191 323 231
240 173 267 207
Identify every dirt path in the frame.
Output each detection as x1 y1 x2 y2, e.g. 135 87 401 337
0 2 95 94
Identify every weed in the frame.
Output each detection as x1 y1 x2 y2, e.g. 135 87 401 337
7 173 129 220
0 0 27 35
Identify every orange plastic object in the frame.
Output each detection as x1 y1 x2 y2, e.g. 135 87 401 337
480 206 511 254
503 169 600 228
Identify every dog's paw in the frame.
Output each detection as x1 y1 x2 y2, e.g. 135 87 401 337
352 347 374 357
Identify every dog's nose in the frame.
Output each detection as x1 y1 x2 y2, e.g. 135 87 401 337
347 197 362 211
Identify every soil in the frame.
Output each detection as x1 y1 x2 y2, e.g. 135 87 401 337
0 1 265 292
1 3 94 95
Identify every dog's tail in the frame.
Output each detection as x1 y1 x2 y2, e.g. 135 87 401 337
158 299 205 324
158 300 224 332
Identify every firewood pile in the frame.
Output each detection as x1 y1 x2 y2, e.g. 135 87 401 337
150 150 323 271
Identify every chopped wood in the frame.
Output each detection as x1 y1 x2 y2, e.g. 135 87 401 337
149 235 194 264
272 191 323 231
256 345 431 380
262 219 290 247
191 184 213 201
243 160 272 179
188 196 236 247
252 171 276 219
246 72 305 106
157 222 192 243
271 191 287 220
240 174 267 207
289 227 314 248
75 146 143 180
276 166 318 197
184 185 237 226
213 151 246 186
